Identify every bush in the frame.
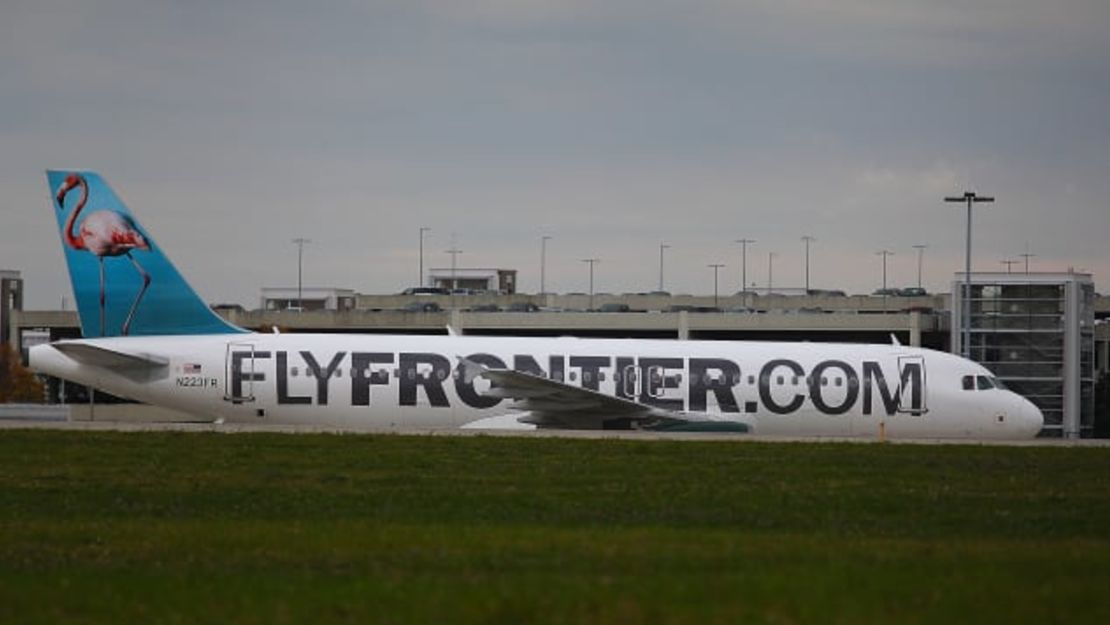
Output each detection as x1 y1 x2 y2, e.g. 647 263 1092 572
0 343 44 403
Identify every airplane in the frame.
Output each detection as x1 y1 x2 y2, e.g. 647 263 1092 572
30 170 1044 439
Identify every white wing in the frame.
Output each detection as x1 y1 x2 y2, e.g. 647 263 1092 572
457 357 750 432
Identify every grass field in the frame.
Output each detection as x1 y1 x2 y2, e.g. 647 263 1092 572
1 430 1108 624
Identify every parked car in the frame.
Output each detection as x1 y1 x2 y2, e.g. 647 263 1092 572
598 303 631 313
401 287 449 296
505 302 539 313
402 301 442 312
899 287 929 297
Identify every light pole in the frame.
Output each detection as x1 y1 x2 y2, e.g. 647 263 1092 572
912 244 927 290
875 250 894 294
446 245 463 290
945 191 994 359
735 239 755 294
801 235 815 294
767 252 777 294
659 243 670 292
540 235 552 294
292 237 311 311
581 258 600 310
1020 252 1036 274
708 263 725 309
419 227 431 287
1000 259 1018 273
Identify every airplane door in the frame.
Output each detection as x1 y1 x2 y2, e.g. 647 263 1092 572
896 355 927 415
224 342 257 404
622 364 639 397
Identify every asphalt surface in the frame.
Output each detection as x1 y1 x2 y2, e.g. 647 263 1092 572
1 417 1108 447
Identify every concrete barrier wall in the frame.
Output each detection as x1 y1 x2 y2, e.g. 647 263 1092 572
0 404 69 421
67 404 208 423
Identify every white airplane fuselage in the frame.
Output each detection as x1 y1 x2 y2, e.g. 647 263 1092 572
31 333 1044 439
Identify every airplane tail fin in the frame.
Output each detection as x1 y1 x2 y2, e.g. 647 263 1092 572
46 170 245 338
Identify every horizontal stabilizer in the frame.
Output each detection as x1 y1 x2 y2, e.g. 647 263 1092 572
52 341 168 370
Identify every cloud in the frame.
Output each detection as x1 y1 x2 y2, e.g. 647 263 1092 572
1 1 1108 305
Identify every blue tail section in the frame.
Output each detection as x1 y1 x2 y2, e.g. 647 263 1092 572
47 170 245 337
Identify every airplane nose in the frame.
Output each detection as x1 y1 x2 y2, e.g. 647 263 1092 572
1018 397 1044 437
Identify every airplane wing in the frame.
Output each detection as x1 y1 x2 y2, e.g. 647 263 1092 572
457 358 750 432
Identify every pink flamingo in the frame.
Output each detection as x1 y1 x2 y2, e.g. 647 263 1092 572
55 173 151 337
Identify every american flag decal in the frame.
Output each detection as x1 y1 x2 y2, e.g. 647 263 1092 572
183 363 202 374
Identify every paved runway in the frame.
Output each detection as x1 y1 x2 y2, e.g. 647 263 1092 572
2 416 1108 447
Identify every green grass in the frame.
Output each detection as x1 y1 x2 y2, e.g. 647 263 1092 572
1 431 1108 624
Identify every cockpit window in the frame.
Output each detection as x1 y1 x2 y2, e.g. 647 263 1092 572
976 375 994 390
990 377 1008 391
962 375 974 391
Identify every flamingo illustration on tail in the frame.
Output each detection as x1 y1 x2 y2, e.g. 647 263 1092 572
55 173 151 337
46 170 244 338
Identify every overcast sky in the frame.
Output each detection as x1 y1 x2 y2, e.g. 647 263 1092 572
2 0 1108 308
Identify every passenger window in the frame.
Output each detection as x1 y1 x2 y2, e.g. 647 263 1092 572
748 375 755 385
835 378 842 387
962 375 974 391
290 367 299 377
776 376 784 386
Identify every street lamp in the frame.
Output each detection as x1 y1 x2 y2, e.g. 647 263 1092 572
1020 252 1036 274
945 191 995 359
767 252 777 294
912 244 927 290
801 235 815 294
540 235 552 294
659 243 670 292
418 227 431 287
735 239 755 294
581 258 600 310
292 237 311 311
708 263 725 309
446 244 463 290
875 250 894 294
1000 259 1018 274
